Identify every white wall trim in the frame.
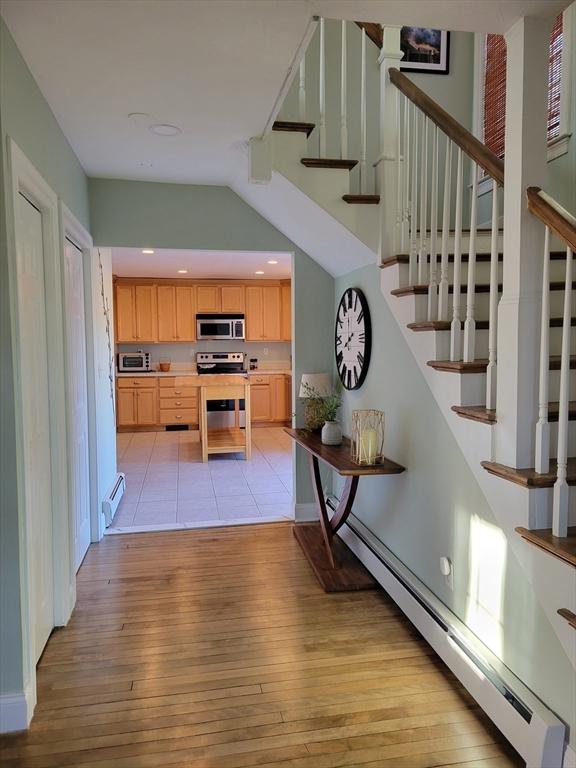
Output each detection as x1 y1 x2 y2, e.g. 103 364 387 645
0 681 36 734
60 203 100 552
294 503 318 522
7 138 74 721
338 516 569 767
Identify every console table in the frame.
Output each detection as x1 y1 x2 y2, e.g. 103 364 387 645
285 428 405 591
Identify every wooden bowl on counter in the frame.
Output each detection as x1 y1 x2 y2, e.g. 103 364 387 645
159 362 171 372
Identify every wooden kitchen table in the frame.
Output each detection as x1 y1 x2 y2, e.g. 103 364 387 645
285 428 405 592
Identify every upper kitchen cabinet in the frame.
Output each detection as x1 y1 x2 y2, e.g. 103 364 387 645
196 284 245 313
246 285 282 341
115 283 158 343
281 282 291 341
157 285 195 342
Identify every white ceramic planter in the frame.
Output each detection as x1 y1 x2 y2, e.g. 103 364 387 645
321 420 343 445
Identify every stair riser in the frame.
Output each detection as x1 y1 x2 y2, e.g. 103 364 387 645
419 259 569 286
548 369 576 402
469 328 576 358
413 291 574 323
548 420 576 460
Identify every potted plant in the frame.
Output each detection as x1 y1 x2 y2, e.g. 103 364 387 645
301 382 343 444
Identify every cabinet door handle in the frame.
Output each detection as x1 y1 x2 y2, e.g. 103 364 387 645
175 415 182 419
175 401 182 406
175 390 182 395
133 381 140 386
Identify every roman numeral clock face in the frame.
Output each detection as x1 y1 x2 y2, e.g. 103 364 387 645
335 288 372 390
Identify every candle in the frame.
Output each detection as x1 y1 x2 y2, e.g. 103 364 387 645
360 428 377 464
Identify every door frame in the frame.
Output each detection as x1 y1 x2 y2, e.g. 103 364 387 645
60 203 95 567
7 139 75 723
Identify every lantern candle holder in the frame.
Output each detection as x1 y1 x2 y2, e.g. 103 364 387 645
351 410 385 465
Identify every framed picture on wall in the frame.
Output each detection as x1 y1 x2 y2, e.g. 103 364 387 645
400 28 450 74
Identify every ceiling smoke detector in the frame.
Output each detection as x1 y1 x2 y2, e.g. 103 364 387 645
149 123 181 136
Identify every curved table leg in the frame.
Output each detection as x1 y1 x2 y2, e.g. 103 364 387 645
308 455 360 569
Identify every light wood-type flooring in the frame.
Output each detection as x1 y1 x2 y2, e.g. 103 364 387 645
0 523 522 768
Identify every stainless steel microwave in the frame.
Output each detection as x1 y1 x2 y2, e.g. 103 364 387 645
196 314 245 341
117 351 152 372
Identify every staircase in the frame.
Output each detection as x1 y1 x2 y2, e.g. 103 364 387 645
241 15 576 764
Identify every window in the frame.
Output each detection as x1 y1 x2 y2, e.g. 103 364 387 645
481 13 566 160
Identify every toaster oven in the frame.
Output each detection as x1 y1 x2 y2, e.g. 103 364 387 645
118 351 152 372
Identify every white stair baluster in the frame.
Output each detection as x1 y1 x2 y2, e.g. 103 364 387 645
319 17 326 158
402 95 410 252
409 108 419 286
340 21 348 159
552 246 573 537
360 27 367 193
535 226 551 473
395 88 402 253
418 117 429 285
427 124 439 321
450 148 464 361
298 56 306 122
485 180 500 411
463 163 478 362
438 136 452 321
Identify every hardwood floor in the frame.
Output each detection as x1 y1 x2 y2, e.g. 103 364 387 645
0 523 522 767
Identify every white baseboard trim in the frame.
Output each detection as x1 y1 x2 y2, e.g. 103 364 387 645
0 681 35 733
339 517 568 768
294 502 318 522
563 744 576 768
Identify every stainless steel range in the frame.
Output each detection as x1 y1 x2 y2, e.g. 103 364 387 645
196 352 246 428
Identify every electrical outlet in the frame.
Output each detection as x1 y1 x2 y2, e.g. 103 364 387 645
440 556 454 590
263 347 269 355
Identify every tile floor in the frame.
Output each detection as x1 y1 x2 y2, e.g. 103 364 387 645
108 427 293 534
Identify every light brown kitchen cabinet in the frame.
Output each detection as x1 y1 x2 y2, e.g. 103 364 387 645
157 285 195 342
250 384 273 422
115 284 157 342
220 285 245 312
246 286 281 341
271 375 287 421
195 285 220 313
281 283 291 341
117 388 157 426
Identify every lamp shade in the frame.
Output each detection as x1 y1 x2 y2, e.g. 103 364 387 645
299 372 331 398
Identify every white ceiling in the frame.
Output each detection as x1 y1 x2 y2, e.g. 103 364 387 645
112 248 292 279
1 0 570 186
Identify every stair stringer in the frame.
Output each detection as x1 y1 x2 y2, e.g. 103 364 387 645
380 264 576 667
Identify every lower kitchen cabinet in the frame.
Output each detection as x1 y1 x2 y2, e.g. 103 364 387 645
250 374 291 423
117 388 157 426
250 384 273 422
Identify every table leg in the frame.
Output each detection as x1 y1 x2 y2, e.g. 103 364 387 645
308 454 336 568
330 475 359 533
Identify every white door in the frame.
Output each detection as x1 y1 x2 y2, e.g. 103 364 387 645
63 238 91 569
15 191 54 662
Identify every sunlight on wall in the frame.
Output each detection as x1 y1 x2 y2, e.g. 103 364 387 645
466 515 507 657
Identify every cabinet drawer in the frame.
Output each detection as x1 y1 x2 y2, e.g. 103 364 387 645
159 408 198 424
117 377 157 388
159 386 198 398
249 375 271 385
159 397 197 409
159 377 199 388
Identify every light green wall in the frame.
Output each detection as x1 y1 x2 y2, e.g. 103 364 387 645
0 17 91 698
89 177 335 505
334 263 575 734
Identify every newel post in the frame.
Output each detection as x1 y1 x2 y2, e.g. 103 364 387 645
376 26 403 263
495 16 553 468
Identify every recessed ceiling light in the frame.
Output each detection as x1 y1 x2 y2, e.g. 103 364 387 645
255 270 265 275
267 260 278 264
177 269 188 274
142 248 155 254
149 123 181 136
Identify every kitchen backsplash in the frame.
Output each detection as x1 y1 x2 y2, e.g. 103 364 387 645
118 340 292 369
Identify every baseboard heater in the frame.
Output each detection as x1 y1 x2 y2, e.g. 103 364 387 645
327 505 568 767
102 473 125 527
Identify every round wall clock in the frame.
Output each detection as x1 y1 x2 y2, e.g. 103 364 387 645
335 287 372 390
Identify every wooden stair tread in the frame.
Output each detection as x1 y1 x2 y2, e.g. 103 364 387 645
382 251 566 269
557 608 576 628
515 526 576 567
427 359 488 373
342 194 380 204
272 120 315 137
451 405 497 424
301 158 358 170
452 401 576 425
408 318 576 332
482 458 576 489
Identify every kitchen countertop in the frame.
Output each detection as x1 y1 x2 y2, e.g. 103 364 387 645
117 369 292 378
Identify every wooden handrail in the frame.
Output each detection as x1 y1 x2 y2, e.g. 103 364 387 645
389 68 505 186
527 187 576 253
